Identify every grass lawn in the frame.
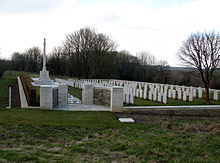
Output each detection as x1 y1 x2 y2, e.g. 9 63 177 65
0 71 18 108
0 108 219 162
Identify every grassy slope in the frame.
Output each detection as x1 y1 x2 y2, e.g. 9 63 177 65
0 71 19 108
0 108 219 162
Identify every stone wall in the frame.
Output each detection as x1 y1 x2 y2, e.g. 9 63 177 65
93 87 111 106
53 88 58 107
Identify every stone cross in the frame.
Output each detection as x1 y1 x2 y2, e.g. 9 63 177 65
42 38 46 71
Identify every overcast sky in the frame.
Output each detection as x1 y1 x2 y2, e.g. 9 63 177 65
0 0 220 66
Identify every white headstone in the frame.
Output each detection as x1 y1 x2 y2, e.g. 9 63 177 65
162 93 167 104
183 91 187 101
214 91 218 101
178 90 182 100
153 90 157 101
189 91 193 102
172 90 176 99
143 89 147 99
126 93 130 104
158 92 162 103
140 89 143 98
198 87 202 98
193 89 197 97
130 94 134 104
168 89 172 98
148 91 152 101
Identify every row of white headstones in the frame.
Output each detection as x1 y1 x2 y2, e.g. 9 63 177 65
56 78 220 105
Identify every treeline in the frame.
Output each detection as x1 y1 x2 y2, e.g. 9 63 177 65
8 27 170 84
2 27 219 88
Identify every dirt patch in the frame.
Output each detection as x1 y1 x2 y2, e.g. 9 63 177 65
114 110 220 125
209 124 220 135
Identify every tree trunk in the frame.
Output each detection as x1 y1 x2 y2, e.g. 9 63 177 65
205 82 210 104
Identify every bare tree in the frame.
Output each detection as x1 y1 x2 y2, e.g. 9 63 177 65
178 31 220 103
24 47 42 72
136 51 157 66
63 27 118 78
156 60 170 84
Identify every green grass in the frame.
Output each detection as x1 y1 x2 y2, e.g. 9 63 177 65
68 87 82 100
0 108 122 127
0 71 18 108
0 108 219 162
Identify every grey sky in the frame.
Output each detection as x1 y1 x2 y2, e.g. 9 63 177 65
0 0 62 14
0 0 219 66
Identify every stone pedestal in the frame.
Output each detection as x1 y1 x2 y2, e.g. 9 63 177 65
39 71 54 85
35 71 54 85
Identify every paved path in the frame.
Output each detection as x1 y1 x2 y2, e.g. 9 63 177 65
54 104 111 111
17 77 28 108
124 105 220 111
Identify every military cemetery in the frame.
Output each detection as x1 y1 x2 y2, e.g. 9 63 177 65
1 0 220 161
0 31 220 162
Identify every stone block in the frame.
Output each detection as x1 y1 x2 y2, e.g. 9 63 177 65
82 83 93 105
58 83 68 106
94 87 111 106
111 87 123 112
53 88 58 107
40 85 53 109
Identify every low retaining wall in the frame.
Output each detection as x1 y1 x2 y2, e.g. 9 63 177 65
82 83 123 112
19 72 37 106
40 84 68 109
94 87 111 106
